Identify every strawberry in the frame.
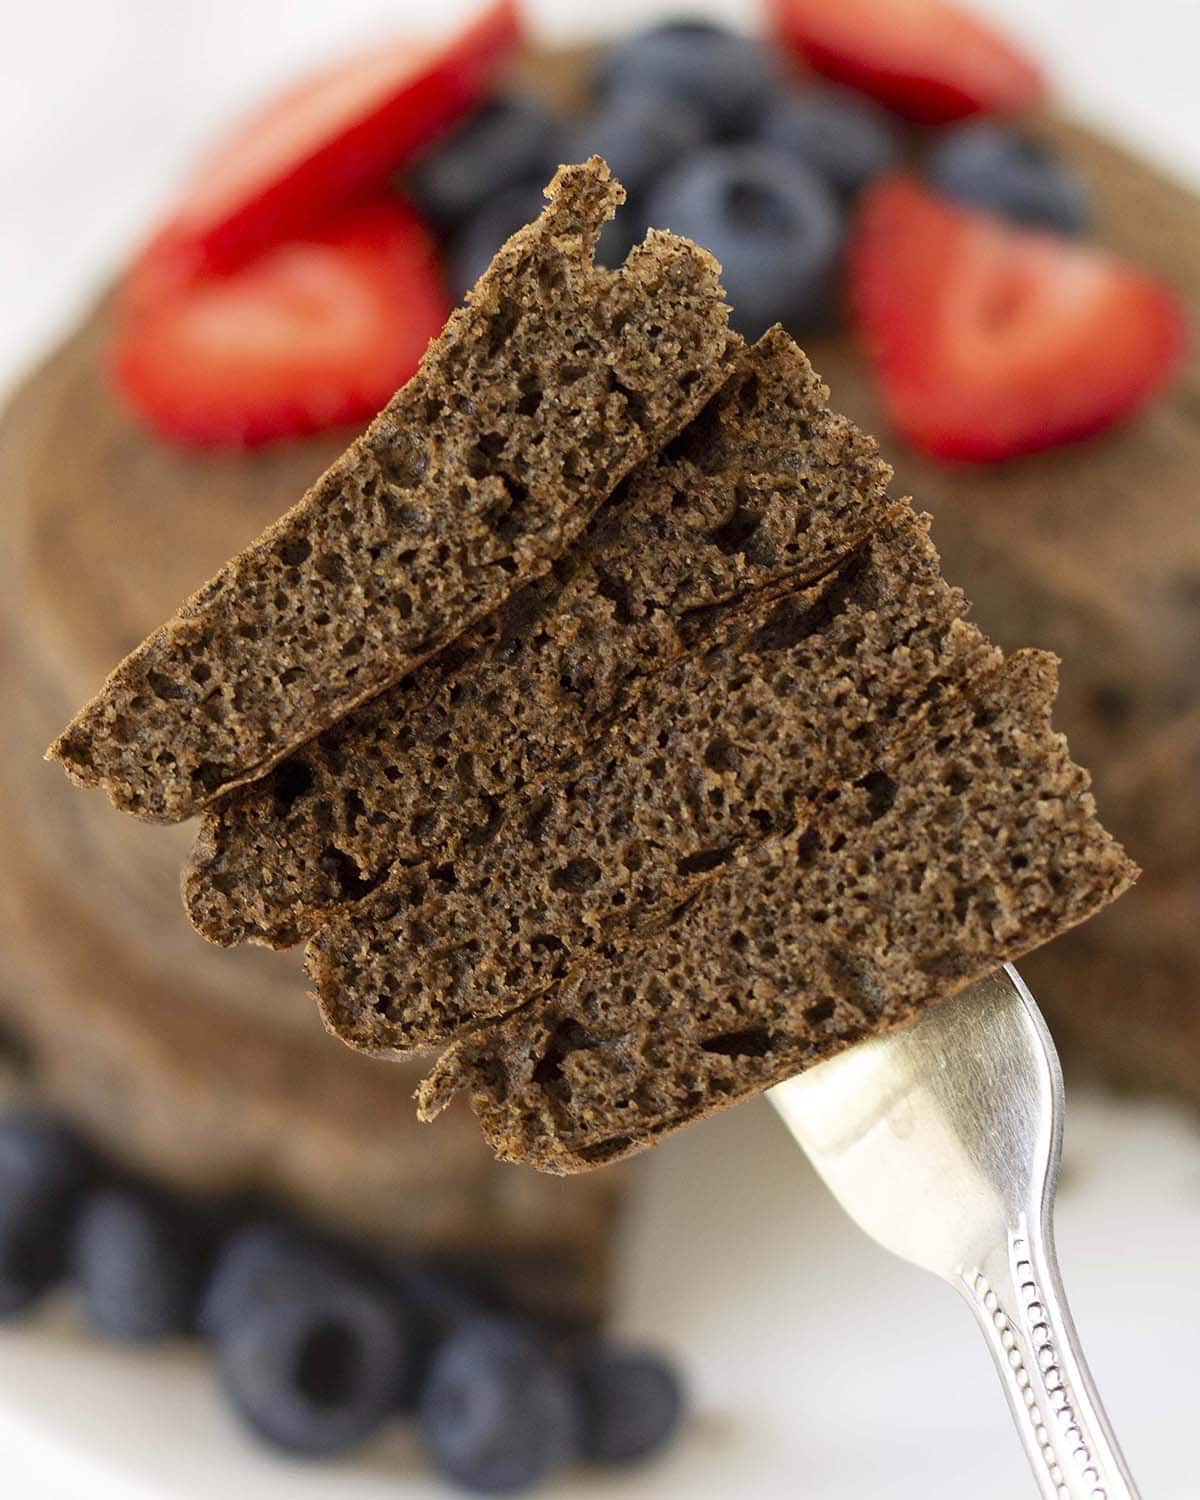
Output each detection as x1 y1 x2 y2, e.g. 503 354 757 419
850 177 1187 463
765 0 1044 125
130 0 521 302
112 199 450 449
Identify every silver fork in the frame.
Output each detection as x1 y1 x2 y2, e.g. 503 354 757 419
768 964 1140 1500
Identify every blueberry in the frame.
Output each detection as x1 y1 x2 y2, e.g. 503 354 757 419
597 20 779 138
595 210 641 271
389 1252 492 1331
576 1345 685 1464
446 180 553 301
645 145 844 337
200 1222 370 1331
927 123 1090 234
760 86 901 199
214 1264 413 1455
564 93 708 203
562 91 707 270
0 1111 89 1200
73 1185 202 1342
0 1112 91 1319
198 1221 307 1337
405 96 561 233
420 1318 579 1494
203 1223 422 1428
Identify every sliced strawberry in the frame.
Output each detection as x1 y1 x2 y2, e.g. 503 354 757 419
765 0 1044 124
850 177 1187 463
113 198 450 449
131 0 521 300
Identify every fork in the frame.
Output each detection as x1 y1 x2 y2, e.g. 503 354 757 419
768 964 1140 1500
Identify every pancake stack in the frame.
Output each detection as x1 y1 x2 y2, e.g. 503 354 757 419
0 300 622 1324
0 72 1196 1341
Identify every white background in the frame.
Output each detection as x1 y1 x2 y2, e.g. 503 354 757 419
2 3 1199 1497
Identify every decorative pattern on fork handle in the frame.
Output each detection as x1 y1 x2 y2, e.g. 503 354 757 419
962 1215 1121 1500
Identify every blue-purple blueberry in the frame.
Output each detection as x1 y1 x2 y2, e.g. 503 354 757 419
213 1259 415 1455
597 20 779 138
389 1252 492 1332
576 1345 685 1464
202 1223 422 1426
562 91 711 269
0 1112 90 1319
73 1184 203 1342
926 123 1090 234
594 209 641 270
564 93 708 202
446 179 550 300
759 86 901 199
197 1221 310 1337
645 144 844 337
406 96 561 233
419 1318 579 1494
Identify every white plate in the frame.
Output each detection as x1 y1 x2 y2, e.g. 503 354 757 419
3 1091 1198 1498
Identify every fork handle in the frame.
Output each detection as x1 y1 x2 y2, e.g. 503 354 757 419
960 1213 1140 1500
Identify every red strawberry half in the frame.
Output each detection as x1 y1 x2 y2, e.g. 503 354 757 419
765 0 1044 125
113 198 450 449
850 177 1187 463
131 0 521 301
